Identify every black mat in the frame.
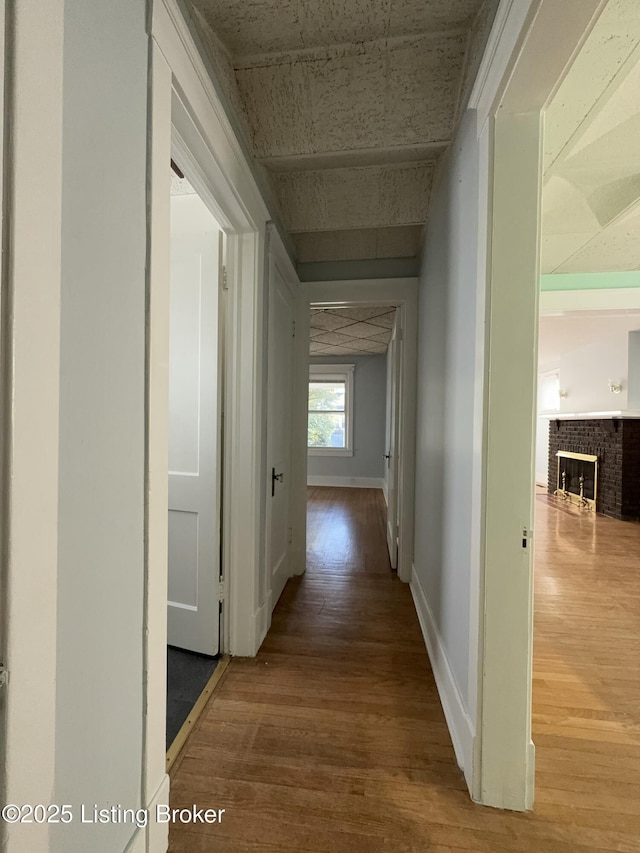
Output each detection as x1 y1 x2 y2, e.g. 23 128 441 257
166 646 219 749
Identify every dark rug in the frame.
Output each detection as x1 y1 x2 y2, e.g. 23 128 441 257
166 646 219 749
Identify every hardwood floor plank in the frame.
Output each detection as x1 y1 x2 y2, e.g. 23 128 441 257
168 487 640 851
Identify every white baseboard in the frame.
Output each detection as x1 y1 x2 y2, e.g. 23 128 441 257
307 475 384 489
124 773 170 853
410 564 475 791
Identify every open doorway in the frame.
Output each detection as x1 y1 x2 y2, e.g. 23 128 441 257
307 304 401 572
165 162 226 753
532 4 640 826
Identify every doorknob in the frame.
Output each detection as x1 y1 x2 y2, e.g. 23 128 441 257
271 467 284 497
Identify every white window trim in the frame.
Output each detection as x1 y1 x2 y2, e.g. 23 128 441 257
308 363 355 457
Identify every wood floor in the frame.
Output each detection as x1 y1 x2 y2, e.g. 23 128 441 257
168 486 640 852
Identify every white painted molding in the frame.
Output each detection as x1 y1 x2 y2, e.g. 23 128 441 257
410 565 475 792
154 0 268 226
145 774 171 853
468 0 538 128
307 475 384 489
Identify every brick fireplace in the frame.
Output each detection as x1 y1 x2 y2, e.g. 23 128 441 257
548 418 640 521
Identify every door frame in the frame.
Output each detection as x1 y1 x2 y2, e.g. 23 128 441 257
147 0 273 840
0 3 63 850
468 0 609 810
263 225 307 632
303 278 418 583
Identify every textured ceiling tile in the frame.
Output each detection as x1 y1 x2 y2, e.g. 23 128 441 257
234 35 463 159
368 331 393 344
259 142 447 172
374 224 423 257
309 311 354 332
368 311 396 329
310 51 388 154
190 0 483 56
293 226 421 261
190 0 304 56
312 345 363 356
348 337 387 352
331 307 395 322
388 0 482 36
385 35 466 146
235 60 315 158
334 321 390 339
310 341 330 353
277 162 433 232
295 229 378 262
381 163 433 225
312 331 360 346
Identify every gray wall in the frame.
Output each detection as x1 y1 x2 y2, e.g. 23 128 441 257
414 110 481 715
53 1 148 850
308 354 387 480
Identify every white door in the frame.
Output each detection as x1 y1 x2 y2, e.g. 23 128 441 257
266 263 295 610
167 193 223 655
385 314 401 568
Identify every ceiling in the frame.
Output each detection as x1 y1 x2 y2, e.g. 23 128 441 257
182 0 496 264
541 0 640 275
310 307 395 355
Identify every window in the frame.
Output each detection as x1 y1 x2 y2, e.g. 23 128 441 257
308 364 354 456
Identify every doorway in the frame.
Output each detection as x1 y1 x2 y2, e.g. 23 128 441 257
165 162 225 751
470 0 637 812
307 304 401 571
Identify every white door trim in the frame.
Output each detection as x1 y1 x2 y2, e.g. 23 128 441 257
468 0 608 812
263 225 305 634
305 278 418 583
0 3 63 850
147 1 271 843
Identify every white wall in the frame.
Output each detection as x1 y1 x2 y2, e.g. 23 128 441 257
412 110 482 770
307 354 387 482
536 317 640 484
53 1 149 850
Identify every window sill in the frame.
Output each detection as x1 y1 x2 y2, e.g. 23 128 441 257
308 448 354 457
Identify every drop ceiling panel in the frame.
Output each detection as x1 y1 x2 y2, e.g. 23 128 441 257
309 307 395 355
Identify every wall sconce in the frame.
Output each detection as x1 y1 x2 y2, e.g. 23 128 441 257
559 389 568 400
608 379 623 395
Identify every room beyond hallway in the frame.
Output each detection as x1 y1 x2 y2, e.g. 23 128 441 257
167 487 640 852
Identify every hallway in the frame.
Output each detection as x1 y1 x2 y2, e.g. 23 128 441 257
168 488 640 852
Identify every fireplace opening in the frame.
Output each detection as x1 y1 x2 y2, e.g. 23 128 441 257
555 451 598 511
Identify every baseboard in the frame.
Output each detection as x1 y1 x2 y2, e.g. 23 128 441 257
307 475 384 489
410 564 475 791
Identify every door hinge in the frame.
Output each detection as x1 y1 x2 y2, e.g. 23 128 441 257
522 527 532 549
291 320 296 338
218 580 225 601
0 664 7 688
222 265 229 291
287 526 293 545
397 326 404 342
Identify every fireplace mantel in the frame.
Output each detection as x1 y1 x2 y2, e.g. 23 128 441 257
541 410 640 420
